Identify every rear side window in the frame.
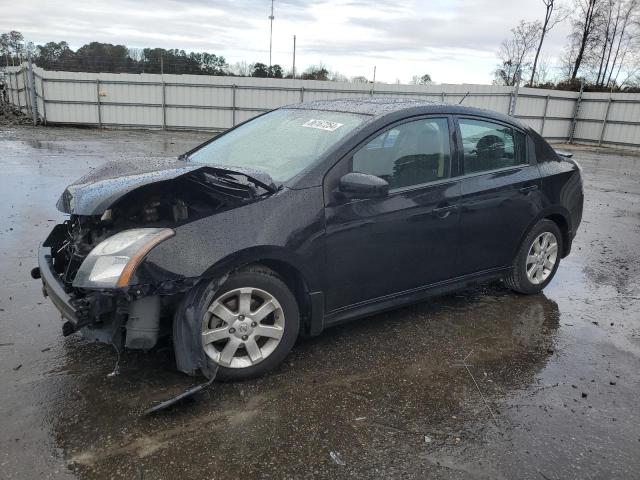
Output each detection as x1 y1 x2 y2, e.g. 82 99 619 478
352 118 451 190
458 118 527 174
533 131 559 162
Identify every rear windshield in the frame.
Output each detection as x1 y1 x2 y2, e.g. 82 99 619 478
189 109 367 182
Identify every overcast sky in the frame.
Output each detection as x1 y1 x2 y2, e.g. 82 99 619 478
2 0 573 84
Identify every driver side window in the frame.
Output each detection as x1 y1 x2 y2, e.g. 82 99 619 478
352 118 451 190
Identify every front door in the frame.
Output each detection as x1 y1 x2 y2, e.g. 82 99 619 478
455 116 541 275
324 116 461 312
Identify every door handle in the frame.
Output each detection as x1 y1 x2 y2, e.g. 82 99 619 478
519 185 539 194
431 204 458 218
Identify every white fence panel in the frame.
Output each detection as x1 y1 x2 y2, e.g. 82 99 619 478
4 63 639 151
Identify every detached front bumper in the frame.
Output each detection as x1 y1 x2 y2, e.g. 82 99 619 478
37 245 80 335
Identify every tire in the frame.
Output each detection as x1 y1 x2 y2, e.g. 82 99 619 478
504 219 563 295
174 266 300 380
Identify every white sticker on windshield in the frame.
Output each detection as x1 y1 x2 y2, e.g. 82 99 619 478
302 119 344 132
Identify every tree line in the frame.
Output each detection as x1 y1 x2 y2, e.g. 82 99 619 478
0 31 422 83
0 32 284 77
495 0 640 91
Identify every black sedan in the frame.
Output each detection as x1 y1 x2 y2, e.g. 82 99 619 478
35 98 584 380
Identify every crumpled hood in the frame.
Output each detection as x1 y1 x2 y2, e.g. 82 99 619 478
57 157 275 215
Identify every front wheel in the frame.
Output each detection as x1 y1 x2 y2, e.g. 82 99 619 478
504 219 563 294
175 266 300 380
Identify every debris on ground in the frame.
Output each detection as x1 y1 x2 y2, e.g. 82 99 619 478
143 365 219 415
143 376 216 415
0 101 34 127
329 451 346 466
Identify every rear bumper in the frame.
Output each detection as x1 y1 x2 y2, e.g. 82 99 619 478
38 244 79 327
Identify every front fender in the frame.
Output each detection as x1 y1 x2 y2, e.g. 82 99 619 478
200 245 317 286
134 186 325 290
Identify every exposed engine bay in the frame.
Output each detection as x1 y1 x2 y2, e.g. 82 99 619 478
40 168 275 350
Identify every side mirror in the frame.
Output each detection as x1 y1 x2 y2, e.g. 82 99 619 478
337 172 389 200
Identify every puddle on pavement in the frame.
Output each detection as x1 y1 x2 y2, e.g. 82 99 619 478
44 286 561 479
1 128 639 479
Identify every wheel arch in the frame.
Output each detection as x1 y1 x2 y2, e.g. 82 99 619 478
199 246 323 337
545 213 570 257
515 207 573 261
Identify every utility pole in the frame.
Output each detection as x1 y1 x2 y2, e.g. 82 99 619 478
26 50 38 126
160 54 164 75
268 0 275 67
292 35 296 78
372 66 376 84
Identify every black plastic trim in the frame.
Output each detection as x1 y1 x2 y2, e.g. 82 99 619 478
38 245 79 325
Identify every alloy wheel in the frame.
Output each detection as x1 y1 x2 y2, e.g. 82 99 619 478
525 232 558 285
201 287 285 368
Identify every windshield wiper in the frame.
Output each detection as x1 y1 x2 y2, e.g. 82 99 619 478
202 168 278 196
178 155 279 193
212 167 277 193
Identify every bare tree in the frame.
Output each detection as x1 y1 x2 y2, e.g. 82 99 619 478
570 0 604 79
617 43 640 88
230 61 251 76
613 44 640 88
603 0 638 87
529 1 570 85
594 0 617 84
536 55 554 84
562 0 639 87
329 71 348 82
494 20 542 86
577 0 640 87
560 43 580 79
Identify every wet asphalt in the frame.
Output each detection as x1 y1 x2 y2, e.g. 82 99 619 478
0 126 639 480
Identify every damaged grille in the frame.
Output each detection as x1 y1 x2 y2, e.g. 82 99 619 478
46 217 104 290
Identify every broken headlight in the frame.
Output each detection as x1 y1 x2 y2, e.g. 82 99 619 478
72 228 174 289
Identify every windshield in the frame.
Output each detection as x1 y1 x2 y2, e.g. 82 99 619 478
188 109 367 182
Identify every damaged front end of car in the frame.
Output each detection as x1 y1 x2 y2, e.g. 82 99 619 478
35 160 276 353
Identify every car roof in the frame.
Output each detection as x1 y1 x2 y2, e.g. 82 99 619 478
286 97 529 131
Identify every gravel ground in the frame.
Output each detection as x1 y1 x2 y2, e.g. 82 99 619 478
0 125 639 479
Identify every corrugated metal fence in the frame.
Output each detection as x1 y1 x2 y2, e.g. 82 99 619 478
5 63 640 151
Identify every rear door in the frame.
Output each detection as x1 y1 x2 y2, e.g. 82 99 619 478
323 116 461 312
455 116 541 275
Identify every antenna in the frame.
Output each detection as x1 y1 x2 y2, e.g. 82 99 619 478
269 0 275 67
458 91 470 105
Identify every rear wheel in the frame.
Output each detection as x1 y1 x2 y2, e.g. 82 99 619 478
504 219 562 294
